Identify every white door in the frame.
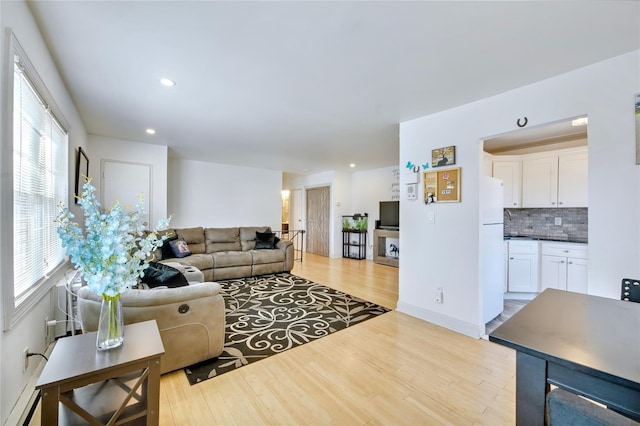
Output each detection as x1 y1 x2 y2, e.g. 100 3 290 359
102 161 153 227
291 189 303 231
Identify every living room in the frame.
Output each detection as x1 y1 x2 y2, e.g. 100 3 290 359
2 1 639 424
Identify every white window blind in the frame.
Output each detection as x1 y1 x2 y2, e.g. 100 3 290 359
13 55 68 305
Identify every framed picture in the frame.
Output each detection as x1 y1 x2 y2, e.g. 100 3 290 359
432 145 456 168
75 147 89 204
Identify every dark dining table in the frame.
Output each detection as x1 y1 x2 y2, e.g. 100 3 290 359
489 288 640 425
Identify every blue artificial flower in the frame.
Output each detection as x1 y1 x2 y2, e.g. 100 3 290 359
56 179 171 296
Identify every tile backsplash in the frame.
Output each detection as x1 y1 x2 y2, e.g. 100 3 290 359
503 208 588 242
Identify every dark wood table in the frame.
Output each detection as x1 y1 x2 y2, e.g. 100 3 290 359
489 289 640 425
36 320 165 425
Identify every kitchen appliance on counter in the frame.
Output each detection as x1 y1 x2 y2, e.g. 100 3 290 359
481 176 505 323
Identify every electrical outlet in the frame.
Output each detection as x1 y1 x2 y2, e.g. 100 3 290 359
555 217 562 226
23 347 29 372
436 287 443 303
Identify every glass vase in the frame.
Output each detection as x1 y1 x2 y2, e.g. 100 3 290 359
96 293 124 350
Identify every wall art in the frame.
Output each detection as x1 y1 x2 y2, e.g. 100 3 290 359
432 145 456 167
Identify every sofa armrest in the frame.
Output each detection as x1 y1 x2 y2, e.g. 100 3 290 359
77 282 225 374
78 282 221 308
276 239 294 271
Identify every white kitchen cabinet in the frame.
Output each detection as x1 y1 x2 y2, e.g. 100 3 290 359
507 240 539 292
522 156 558 207
521 149 588 208
493 160 521 208
540 242 588 293
558 152 588 207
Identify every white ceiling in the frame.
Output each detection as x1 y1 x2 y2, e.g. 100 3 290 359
26 1 639 174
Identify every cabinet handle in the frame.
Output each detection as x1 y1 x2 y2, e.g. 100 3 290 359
560 260 565 263
513 203 517 206
551 202 556 205
564 250 569 253
559 201 563 205
568 261 573 264
509 257 514 260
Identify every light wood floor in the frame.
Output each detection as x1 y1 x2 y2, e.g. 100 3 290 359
158 254 516 425
28 254 516 425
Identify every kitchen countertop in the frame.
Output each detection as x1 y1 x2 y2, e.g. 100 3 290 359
504 235 588 244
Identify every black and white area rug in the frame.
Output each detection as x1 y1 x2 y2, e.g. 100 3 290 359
185 273 390 385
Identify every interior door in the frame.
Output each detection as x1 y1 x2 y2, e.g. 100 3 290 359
102 160 152 227
306 186 330 257
291 189 303 231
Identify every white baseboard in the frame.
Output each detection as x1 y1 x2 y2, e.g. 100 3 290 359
5 343 54 425
397 301 484 339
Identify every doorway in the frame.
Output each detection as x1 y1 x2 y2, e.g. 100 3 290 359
481 116 589 331
306 186 330 256
102 160 153 227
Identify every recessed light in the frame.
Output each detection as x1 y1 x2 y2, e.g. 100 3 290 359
350 163 356 168
160 78 175 87
146 128 156 135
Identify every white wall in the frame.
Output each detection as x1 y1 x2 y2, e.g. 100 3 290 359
88 135 168 226
398 51 640 338
0 1 88 423
168 159 282 230
351 166 400 258
284 167 402 259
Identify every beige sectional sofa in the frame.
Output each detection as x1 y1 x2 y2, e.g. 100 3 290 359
157 226 294 281
78 281 225 374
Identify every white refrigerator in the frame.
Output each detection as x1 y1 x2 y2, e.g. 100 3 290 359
480 176 505 323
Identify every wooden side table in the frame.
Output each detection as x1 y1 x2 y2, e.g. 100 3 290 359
36 320 165 425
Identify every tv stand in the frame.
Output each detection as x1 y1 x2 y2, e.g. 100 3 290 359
373 228 399 267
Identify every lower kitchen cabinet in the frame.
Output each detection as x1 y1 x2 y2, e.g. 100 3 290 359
507 240 539 293
540 242 588 293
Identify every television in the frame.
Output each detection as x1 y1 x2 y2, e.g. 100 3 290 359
379 201 399 230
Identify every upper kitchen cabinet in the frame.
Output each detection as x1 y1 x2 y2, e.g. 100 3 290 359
521 148 588 208
557 151 588 207
493 160 521 208
522 156 558 207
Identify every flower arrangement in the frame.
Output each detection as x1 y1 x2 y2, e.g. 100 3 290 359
56 179 171 297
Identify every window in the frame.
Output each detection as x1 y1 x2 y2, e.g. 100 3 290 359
3 33 69 327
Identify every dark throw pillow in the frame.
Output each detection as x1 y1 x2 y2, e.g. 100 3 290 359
169 237 192 258
141 262 189 288
161 235 178 259
255 231 280 249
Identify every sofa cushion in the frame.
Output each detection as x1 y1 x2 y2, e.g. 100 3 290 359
161 253 214 272
213 251 253 268
169 237 192 258
205 227 241 252
176 227 205 254
141 262 189 288
251 249 285 264
240 226 270 251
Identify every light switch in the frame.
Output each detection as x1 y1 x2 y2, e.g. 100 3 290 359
427 212 435 224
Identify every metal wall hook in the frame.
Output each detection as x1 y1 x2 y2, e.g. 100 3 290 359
517 117 528 127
